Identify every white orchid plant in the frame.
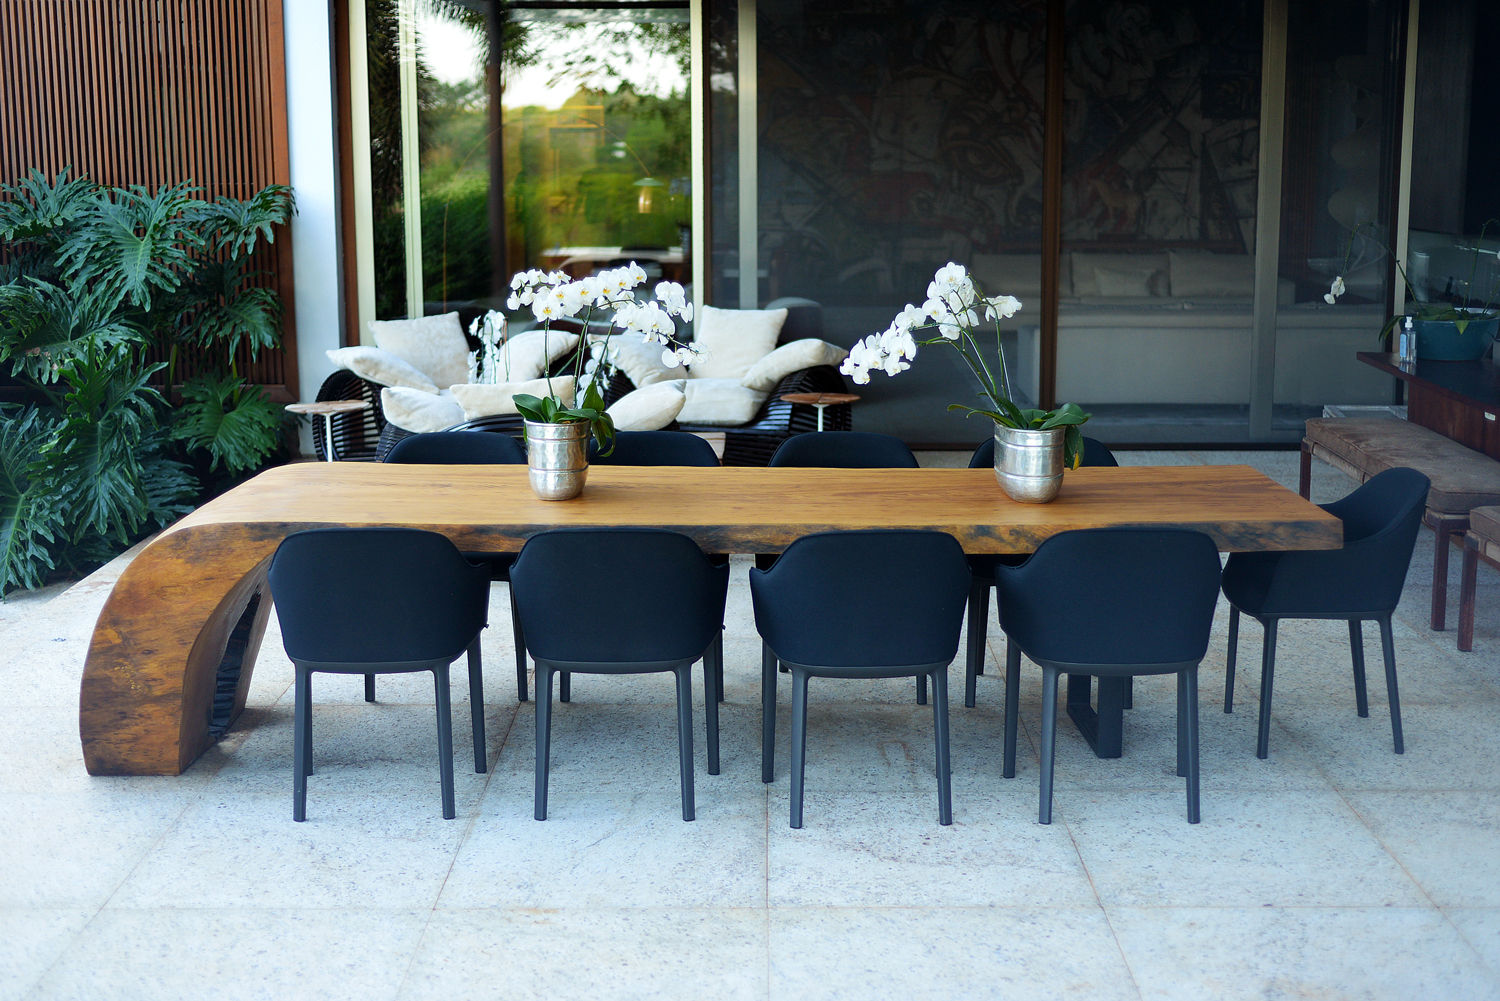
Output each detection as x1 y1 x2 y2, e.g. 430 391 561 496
842 262 1091 468
1324 219 1500 340
472 263 699 454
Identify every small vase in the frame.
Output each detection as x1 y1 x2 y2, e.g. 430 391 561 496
524 420 590 500
993 424 1065 503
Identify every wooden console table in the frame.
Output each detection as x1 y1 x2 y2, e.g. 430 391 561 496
1358 351 1500 459
79 463 1340 776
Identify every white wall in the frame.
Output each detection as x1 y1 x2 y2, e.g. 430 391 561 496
283 1 343 422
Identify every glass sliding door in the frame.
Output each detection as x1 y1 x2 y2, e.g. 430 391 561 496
1057 0 1264 444
740 0 1049 445
1269 0 1404 421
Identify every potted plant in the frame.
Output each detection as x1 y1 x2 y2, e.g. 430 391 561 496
841 262 1090 503
495 264 698 499
1324 220 1500 361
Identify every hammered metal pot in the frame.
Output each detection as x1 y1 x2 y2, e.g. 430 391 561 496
993 424 1065 504
524 420 590 501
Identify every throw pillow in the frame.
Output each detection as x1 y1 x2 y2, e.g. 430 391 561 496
449 376 577 422
688 305 787 380
369 312 472 389
740 339 849 392
676 378 769 426
325 346 439 393
589 331 677 387
606 380 687 431
494 329 582 381
379 387 464 434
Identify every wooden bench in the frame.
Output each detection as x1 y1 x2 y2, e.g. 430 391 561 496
1301 417 1500 633
1459 505 1500 651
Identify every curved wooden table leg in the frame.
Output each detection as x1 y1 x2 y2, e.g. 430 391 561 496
80 526 283 775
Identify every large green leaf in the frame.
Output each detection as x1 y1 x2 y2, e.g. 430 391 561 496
58 182 203 312
173 259 282 360
0 168 98 244
170 375 285 474
0 406 63 595
192 185 296 259
0 279 141 383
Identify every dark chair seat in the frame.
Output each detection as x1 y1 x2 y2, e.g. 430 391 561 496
1222 466 1430 758
751 530 969 827
510 529 729 822
267 527 490 821
994 528 1222 824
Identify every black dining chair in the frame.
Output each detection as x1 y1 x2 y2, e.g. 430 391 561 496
751 530 970 828
993 528 1222 824
267 527 490 821
965 435 1120 708
386 429 531 703
590 429 720 467
571 430 723 704
766 431 929 703
1221 466 1430 758
509 528 729 821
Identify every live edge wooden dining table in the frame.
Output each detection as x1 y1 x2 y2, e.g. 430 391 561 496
79 463 1341 776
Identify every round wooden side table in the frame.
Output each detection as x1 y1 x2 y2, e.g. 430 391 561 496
285 400 370 461
778 392 860 432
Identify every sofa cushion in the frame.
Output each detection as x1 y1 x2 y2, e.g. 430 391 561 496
689 305 787 380
677 378 769 426
326 346 439 393
494 329 581 381
449 376 577 422
369 312 472 389
741 339 849 392
606 380 687 431
1070 252 1169 298
1168 250 1254 298
590 331 677 387
1304 417 1500 514
380 386 465 434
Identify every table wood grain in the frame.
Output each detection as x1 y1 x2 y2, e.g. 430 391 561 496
80 462 1340 776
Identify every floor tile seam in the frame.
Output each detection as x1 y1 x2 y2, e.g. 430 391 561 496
1091 899 1148 1000
1434 905 1500 983
1327 782 1441 910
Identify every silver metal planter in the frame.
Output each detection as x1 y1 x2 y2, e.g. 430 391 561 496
993 424 1065 503
525 420 590 501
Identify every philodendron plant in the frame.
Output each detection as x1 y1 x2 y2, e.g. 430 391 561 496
495 264 699 456
841 262 1091 468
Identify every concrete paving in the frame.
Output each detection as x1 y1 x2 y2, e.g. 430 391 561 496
2 451 1499 1000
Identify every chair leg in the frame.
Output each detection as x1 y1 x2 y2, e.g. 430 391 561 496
1038 665 1060 824
966 579 989 707
1224 606 1239 713
560 671 571 703
789 668 810 829
467 638 486 774
674 665 696 822
534 664 554 821
931 668 953 826
510 588 528 702
364 674 375 703
293 666 311 822
1003 641 1021 779
715 628 725 702
917 674 928 706
433 666 456 820
1256 619 1278 760
1460 539 1479 653
1378 615 1404 754
761 643 777 783
1122 677 1133 710
703 646 721 777
1176 672 1187 778
1183 669 1201 824
1432 517 1457 631
1349 619 1369 718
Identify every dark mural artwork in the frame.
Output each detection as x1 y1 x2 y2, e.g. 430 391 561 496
752 0 1261 306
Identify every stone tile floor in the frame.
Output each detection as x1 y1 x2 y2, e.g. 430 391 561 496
2 450 1499 1000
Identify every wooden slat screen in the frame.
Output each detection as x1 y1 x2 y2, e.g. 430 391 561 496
0 0 296 399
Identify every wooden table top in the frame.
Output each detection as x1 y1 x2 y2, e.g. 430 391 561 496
169 462 1340 554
